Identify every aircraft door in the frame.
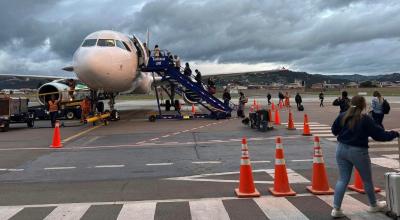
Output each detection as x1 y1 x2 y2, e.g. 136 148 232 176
131 35 149 68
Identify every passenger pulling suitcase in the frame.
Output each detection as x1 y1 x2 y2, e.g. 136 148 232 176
298 104 304 111
385 138 400 219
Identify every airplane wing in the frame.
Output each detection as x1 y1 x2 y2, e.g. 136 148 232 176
0 73 78 81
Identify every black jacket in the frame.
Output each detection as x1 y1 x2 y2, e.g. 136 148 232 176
332 113 398 148
333 97 350 113
295 95 302 103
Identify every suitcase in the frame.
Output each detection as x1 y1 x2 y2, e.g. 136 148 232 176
385 172 400 218
298 105 304 111
385 138 400 218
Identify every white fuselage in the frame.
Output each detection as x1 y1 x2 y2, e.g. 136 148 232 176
72 30 150 93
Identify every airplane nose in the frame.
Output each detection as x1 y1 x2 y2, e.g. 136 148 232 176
75 49 113 76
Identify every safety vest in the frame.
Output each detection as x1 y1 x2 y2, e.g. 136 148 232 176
80 100 91 112
48 100 59 112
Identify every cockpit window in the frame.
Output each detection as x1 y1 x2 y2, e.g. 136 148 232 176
82 39 97 47
97 39 115 47
115 40 131 52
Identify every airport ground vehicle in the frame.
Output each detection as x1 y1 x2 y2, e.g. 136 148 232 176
0 94 34 132
29 100 82 120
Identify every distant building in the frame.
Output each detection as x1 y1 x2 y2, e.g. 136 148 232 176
346 82 359 88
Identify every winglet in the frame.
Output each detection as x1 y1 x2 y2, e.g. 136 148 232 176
62 66 74 72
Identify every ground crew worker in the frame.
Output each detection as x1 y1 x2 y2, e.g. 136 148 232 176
330 95 399 218
319 91 324 107
48 95 60 128
154 45 160 57
295 93 302 108
67 79 76 100
80 96 91 122
222 88 231 106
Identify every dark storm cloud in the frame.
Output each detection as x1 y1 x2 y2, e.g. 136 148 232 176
0 0 399 75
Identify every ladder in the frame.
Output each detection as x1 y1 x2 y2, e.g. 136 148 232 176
143 56 232 118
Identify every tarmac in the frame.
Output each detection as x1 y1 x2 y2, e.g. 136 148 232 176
0 96 399 219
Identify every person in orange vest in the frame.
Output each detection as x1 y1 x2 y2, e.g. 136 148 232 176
80 96 91 122
48 95 60 128
284 92 290 107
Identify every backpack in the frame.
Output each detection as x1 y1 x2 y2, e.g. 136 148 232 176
382 99 390 114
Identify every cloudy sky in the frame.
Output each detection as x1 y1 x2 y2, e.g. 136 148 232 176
1 0 400 76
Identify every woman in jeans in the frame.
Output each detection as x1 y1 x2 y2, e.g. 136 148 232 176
371 91 385 128
331 95 399 218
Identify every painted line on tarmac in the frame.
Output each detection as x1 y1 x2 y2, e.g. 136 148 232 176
252 160 271 164
0 168 24 172
146 163 173 166
291 159 313 162
62 125 102 143
192 161 222 164
0 135 304 151
2 191 365 209
44 166 76 170
94 165 125 168
369 147 398 152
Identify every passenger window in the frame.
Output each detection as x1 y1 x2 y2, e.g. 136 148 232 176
97 39 115 47
122 41 132 52
82 39 97 47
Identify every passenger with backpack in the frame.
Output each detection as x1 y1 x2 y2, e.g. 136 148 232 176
295 93 302 108
330 95 399 218
319 92 324 107
333 91 350 113
371 91 389 128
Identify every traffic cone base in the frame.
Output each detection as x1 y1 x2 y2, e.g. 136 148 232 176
235 188 260 198
348 185 381 194
268 187 296 197
302 133 312 136
306 186 334 195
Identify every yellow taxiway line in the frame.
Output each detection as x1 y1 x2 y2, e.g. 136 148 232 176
61 125 102 143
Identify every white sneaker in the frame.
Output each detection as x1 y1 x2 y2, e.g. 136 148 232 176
368 201 387 213
331 208 345 218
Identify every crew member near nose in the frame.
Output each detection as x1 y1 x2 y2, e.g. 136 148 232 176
80 96 91 122
48 95 60 128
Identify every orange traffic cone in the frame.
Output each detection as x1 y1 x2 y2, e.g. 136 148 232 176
268 109 274 122
279 101 283 110
249 105 254 113
191 104 196 115
269 137 296 196
287 111 296 130
306 136 334 195
274 109 281 125
271 102 275 112
348 169 381 193
302 114 312 136
235 137 260 198
253 99 257 107
50 121 62 148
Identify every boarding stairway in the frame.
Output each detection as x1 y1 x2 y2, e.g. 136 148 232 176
142 56 232 119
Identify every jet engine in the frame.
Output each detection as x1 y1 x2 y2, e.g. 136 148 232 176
37 81 71 105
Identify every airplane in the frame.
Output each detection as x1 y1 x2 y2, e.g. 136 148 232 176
40 30 155 120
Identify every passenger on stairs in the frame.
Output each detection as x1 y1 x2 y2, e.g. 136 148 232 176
173 55 181 71
330 95 399 218
194 69 202 85
154 45 161 57
223 88 231 106
143 42 151 57
184 63 192 78
207 77 216 94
